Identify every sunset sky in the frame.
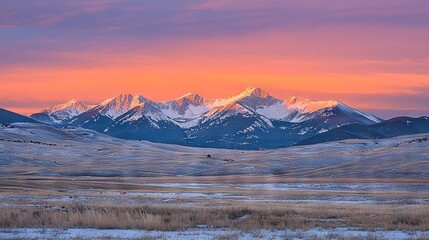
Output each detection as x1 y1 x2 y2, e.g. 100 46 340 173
1 0 428 118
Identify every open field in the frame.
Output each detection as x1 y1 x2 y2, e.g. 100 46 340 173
1 123 429 178
1 124 429 239
0 176 429 239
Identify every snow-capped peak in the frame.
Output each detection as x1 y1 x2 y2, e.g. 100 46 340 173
116 101 169 128
98 93 151 119
284 96 340 113
175 93 205 107
240 86 271 98
159 93 209 128
31 99 92 123
100 93 147 107
43 99 90 114
209 87 276 108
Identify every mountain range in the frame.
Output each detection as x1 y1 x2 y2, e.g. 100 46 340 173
27 87 382 149
297 116 429 145
1 87 427 149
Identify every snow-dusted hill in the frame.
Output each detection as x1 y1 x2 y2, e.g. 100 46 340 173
1 123 428 178
28 87 383 149
298 116 429 145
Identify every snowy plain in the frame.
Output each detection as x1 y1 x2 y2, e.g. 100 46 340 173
1 227 429 240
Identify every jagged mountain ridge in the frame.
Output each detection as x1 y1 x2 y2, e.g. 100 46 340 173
31 87 381 127
29 87 383 149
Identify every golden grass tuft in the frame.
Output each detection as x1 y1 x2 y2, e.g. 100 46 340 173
0 202 428 231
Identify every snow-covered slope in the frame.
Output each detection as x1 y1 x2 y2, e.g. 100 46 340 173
282 97 380 123
46 99 90 115
96 94 150 119
160 93 209 128
208 87 278 107
30 99 91 124
114 102 170 127
2 122 429 178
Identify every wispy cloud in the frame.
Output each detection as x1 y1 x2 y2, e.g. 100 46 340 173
0 0 118 28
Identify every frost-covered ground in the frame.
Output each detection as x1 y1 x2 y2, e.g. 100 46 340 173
1 123 429 178
144 182 429 192
1 179 428 206
1 227 428 240
0 192 422 206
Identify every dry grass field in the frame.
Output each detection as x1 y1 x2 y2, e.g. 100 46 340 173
1 202 429 231
0 176 428 232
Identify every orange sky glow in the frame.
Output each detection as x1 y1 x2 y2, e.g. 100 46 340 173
0 1 428 118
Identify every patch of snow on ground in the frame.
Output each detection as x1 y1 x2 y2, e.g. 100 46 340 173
141 183 429 192
1 228 428 240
